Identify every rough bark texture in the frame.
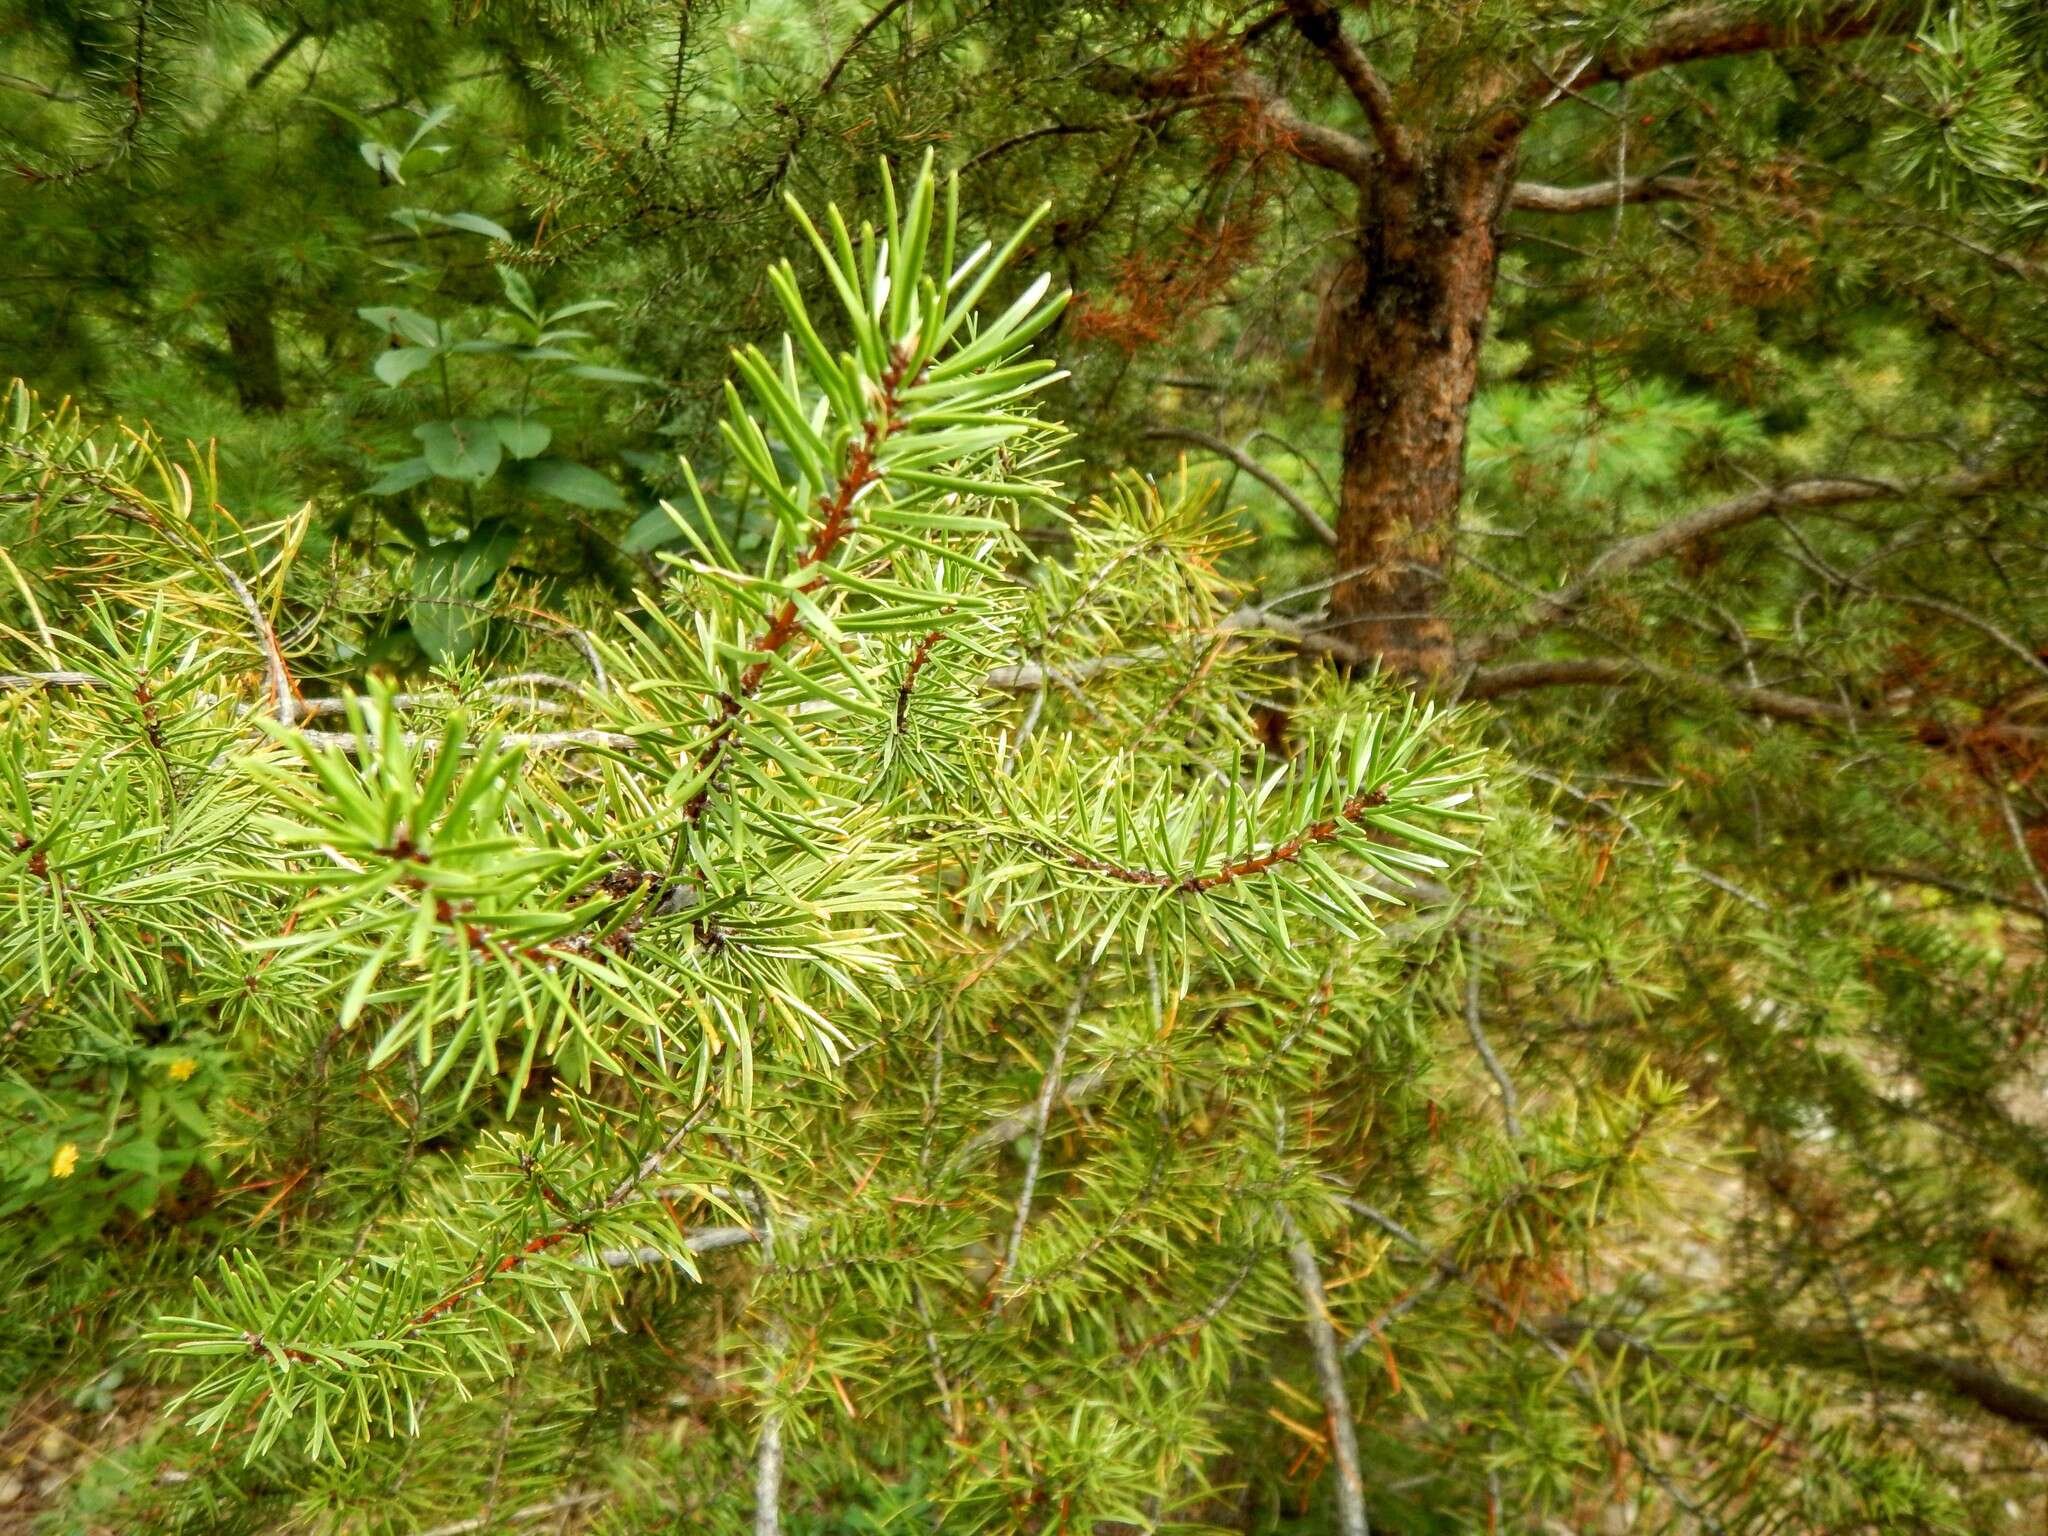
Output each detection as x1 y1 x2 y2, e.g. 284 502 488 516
224 299 287 413
1328 149 1513 679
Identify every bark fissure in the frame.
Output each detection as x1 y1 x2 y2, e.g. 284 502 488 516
1326 150 1514 677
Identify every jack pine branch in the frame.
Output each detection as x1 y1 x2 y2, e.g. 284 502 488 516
1 159 1525 1521
682 343 919 826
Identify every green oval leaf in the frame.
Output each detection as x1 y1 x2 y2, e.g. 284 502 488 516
415 419 503 484
364 456 434 495
511 457 627 511
373 346 437 388
492 415 552 460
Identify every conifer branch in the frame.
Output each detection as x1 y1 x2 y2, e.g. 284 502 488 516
1219 69 1377 182
683 347 918 825
1121 1252 1259 1362
398 1098 716 1339
1770 522 2048 683
1479 2 1920 153
1519 765 1772 912
243 21 312 92
1344 1198 1744 1530
1281 0 1412 173
1038 788 1393 895
5 2 2043 1519
893 630 942 733
4 446 301 721
10 0 150 184
1094 61 1376 182
23 163 1509 1514
947 1065 1114 1176
1142 425 1337 546
1341 1271 1453 1360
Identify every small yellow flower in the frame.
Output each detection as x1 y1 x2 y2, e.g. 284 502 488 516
167 1057 199 1083
50 1142 78 1179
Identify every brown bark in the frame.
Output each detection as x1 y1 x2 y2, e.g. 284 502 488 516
1327 149 1513 679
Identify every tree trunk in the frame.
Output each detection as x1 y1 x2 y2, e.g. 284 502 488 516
224 299 287 414
1327 149 1512 679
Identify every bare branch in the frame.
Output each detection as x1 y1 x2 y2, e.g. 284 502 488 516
1282 0 1412 171
946 1064 1112 1173
598 1225 774 1267
416 1490 609 1536
983 601 1368 692
990 972 1092 1299
244 21 312 92
964 120 1113 172
1145 425 1338 546
292 726 640 754
1093 61 1375 182
963 103 1197 174
1 671 105 690
1276 1204 1371 1536
750 1194 790 1536
1992 781 2048 921
1569 1 1912 93
1224 68 1377 181
752 1331 787 1536
1846 865 2048 921
1462 656 1869 725
1570 1321 2048 1447
295 691 574 721
230 584 294 725
1478 2 1917 150
1508 173 1705 213
1461 931 1523 1138
3 674 636 752
0 71 83 103
1463 469 2002 663
1217 603 1368 665
818 0 914 98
